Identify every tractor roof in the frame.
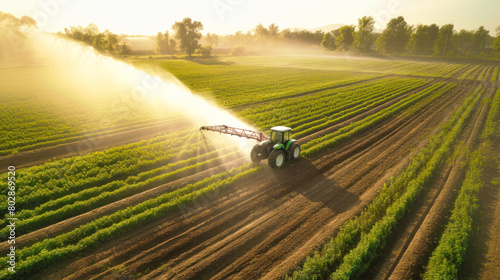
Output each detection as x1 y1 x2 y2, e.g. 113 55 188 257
271 126 291 132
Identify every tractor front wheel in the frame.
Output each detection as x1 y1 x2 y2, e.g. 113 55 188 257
268 149 285 168
290 143 301 160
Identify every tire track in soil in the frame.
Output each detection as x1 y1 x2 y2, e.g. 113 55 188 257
29 78 472 280
365 84 492 280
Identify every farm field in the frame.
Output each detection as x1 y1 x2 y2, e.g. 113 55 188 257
1 53 499 280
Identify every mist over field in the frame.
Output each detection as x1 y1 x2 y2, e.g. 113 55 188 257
0 4 499 280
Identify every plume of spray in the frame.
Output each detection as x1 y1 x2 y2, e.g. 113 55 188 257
13 31 257 156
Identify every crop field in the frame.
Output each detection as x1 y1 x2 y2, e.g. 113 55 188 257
1 53 499 280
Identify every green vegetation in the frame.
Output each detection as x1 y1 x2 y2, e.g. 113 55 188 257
302 82 456 156
2 53 496 279
133 59 381 108
237 78 427 135
0 66 180 155
288 84 484 279
0 164 260 280
423 87 500 279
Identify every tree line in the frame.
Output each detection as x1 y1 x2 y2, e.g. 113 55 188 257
321 16 499 57
61 24 118 54
52 14 500 59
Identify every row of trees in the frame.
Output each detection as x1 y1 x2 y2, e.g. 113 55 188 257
155 19 325 56
62 24 118 53
320 15 499 56
57 15 499 58
321 16 376 52
155 18 203 56
156 31 176 54
377 17 496 56
217 24 324 48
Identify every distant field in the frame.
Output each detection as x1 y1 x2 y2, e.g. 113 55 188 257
0 66 179 155
1 54 498 280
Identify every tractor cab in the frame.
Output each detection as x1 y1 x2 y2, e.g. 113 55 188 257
270 126 291 144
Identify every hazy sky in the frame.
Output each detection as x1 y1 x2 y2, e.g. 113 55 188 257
1 0 499 35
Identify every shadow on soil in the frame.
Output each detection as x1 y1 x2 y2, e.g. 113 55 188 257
263 157 360 214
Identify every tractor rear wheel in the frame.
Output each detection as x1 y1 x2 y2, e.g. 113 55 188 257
290 143 301 160
268 149 285 168
250 145 261 163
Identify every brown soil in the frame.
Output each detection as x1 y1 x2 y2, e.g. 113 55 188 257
27 77 476 280
366 83 492 280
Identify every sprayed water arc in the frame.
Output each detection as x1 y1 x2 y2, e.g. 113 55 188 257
21 32 257 157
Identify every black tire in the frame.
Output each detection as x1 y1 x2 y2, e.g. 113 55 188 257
268 149 285 169
290 143 301 160
250 145 261 163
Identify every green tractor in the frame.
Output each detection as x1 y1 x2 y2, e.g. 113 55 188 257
200 125 300 168
250 126 301 168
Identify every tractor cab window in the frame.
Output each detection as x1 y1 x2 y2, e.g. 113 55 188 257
271 131 283 143
284 131 290 142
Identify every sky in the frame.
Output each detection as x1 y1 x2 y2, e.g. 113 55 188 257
1 0 499 36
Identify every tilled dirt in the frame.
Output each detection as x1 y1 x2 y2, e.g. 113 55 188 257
366 83 492 280
26 78 481 280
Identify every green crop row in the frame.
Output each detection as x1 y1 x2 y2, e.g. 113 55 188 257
4 146 233 224
459 65 481 80
0 164 261 280
423 87 499 279
292 80 427 139
238 78 426 137
492 66 499 82
134 59 382 108
0 129 196 213
287 84 484 280
0 69 177 155
330 85 484 279
301 82 456 157
287 81 416 130
225 56 468 79
0 150 240 239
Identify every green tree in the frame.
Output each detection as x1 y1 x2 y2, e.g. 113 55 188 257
169 39 176 51
156 32 163 53
205 32 219 47
354 16 375 52
321 32 336 51
471 26 489 52
172 18 203 57
268 23 279 38
253 24 269 40
494 26 500 52
407 24 439 54
456 29 474 54
103 30 117 53
63 24 116 53
375 16 412 54
163 31 171 52
336 25 355 51
434 24 455 55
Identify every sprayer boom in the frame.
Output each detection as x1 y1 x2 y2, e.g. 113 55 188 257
200 125 269 142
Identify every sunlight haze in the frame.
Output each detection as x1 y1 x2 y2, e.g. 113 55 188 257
1 0 498 35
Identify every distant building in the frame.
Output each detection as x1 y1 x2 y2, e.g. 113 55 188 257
116 37 154 53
